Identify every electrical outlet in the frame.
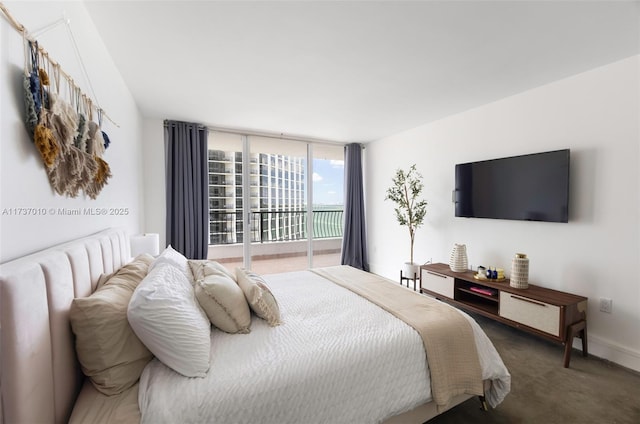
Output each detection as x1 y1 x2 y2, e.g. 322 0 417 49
599 298 612 313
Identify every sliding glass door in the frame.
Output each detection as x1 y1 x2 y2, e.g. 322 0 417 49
311 144 344 268
206 132 245 271
248 136 308 274
207 131 343 274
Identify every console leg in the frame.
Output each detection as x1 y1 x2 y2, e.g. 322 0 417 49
581 322 588 357
563 320 587 368
478 396 488 411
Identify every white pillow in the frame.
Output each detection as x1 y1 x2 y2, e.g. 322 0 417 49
127 263 211 377
149 245 193 282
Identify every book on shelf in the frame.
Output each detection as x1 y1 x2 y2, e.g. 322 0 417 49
469 286 498 296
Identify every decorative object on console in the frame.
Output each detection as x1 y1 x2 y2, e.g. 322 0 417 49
385 164 428 277
449 243 468 272
487 267 494 279
474 266 505 281
510 253 529 289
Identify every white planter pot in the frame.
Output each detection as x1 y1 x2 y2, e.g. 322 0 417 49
403 262 420 279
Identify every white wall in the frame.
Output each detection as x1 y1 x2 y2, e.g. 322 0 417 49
366 55 640 371
141 118 166 247
0 1 144 262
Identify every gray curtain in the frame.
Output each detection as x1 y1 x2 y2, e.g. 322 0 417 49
340 143 369 271
164 120 209 259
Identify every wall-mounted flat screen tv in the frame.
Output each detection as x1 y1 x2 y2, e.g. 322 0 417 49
455 149 570 223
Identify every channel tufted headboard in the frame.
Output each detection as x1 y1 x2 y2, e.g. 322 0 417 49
0 228 130 424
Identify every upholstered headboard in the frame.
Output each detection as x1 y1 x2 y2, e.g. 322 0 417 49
0 228 130 424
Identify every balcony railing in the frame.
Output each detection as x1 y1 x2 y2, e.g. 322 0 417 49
209 209 344 245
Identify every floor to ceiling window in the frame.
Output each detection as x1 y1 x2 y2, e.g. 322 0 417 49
311 143 345 269
207 131 344 274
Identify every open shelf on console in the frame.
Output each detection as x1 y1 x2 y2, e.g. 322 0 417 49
455 287 499 315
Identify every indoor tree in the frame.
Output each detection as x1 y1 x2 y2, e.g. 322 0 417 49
385 164 428 276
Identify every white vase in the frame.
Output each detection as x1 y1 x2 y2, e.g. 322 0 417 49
510 253 529 289
449 243 468 272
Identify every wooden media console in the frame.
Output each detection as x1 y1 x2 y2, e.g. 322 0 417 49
420 263 588 368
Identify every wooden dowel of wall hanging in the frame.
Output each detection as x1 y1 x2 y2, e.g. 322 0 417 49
0 2 25 33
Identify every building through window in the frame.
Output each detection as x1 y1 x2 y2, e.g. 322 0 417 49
208 149 307 245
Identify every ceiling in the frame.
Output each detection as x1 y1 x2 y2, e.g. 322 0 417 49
84 1 639 143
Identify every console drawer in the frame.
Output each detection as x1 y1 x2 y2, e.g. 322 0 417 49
499 292 560 337
421 270 454 299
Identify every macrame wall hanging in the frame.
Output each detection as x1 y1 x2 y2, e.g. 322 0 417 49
2 3 117 199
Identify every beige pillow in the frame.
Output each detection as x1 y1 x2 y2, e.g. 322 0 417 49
235 268 281 326
69 254 154 395
195 271 251 334
189 259 236 282
95 271 114 290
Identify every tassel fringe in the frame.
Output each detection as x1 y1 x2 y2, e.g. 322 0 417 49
34 123 59 168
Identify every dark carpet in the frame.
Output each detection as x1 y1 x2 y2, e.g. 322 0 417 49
428 313 640 424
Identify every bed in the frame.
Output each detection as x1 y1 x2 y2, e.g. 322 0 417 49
0 228 510 423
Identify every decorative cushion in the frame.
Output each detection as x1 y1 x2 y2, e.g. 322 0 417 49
95 271 114 290
189 259 236 282
127 263 211 377
69 254 154 395
149 245 193 282
235 268 281 326
192 262 251 334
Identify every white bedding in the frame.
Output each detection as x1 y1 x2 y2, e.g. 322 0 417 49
138 270 510 424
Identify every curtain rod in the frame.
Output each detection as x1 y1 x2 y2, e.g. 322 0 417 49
165 120 362 148
206 125 348 147
0 2 119 128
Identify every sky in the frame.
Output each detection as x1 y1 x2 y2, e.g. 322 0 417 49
312 159 344 206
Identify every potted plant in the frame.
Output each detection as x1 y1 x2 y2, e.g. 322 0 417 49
385 164 428 278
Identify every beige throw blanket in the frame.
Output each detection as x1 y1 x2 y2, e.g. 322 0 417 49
312 266 483 411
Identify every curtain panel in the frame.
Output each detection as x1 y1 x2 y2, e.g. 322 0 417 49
164 120 209 259
340 143 369 271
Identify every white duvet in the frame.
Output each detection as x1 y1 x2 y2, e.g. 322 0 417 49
138 270 510 424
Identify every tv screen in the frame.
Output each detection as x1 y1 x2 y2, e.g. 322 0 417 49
455 149 570 223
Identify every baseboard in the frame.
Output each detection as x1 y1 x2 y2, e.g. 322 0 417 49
572 334 640 373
